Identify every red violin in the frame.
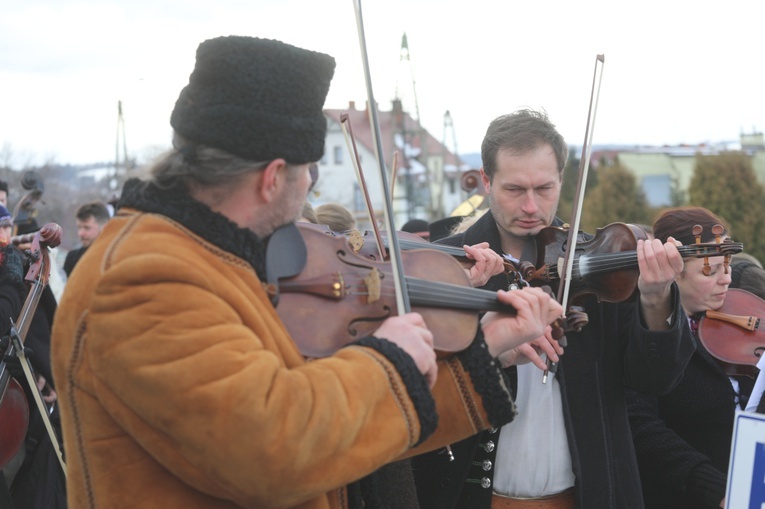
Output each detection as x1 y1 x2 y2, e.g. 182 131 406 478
698 288 765 379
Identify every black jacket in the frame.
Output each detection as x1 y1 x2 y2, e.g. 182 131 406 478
412 211 695 509
63 246 88 278
626 342 751 509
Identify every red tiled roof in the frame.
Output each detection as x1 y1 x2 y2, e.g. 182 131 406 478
324 103 464 171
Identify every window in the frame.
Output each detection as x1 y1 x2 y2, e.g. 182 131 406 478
334 146 343 165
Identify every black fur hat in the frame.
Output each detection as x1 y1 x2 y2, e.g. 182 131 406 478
429 216 464 242
170 36 336 164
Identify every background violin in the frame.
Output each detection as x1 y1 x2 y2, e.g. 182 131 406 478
11 170 45 237
0 223 64 472
698 288 765 379
0 352 29 469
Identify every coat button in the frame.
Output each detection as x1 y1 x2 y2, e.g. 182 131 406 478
480 440 495 453
481 477 491 489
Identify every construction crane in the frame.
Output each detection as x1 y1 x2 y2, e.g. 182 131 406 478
113 100 128 192
393 33 447 221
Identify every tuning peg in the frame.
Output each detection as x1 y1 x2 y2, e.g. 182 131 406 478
693 225 712 276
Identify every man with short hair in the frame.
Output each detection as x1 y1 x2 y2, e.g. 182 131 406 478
413 109 695 509
62 201 110 277
51 36 564 509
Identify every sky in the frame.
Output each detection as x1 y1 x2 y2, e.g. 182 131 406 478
1 0 762 168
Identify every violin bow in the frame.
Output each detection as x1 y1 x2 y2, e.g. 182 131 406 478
351 0 410 314
339 113 386 261
351 0 457 461
544 54 605 383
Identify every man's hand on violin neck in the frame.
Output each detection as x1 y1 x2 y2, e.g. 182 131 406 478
497 329 564 370
373 312 438 389
480 287 564 358
463 242 505 288
636 237 683 330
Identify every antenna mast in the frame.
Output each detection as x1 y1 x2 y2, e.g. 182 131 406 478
114 100 128 192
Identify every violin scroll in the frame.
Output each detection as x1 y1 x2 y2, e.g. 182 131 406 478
693 223 736 276
23 223 62 284
12 170 45 237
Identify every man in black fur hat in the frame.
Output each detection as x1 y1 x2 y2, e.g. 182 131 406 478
51 36 564 509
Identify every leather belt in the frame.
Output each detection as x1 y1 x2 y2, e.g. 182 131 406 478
491 488 575 509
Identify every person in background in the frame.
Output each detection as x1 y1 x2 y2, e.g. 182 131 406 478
452 211 487 236
627 206 753 509
300 201 318 224
62 201 110 277
428 216 464 243
401 219 430 240
51 35 564 509
315 202 356 232
413 108 695 509
0 221 31 507
729 252 765 300
0 181 9 208
0 204 65 508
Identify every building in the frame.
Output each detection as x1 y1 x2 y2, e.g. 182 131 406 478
320 101 473 230
606 132 765 207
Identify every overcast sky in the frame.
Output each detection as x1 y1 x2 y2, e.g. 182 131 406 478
1 0 762 167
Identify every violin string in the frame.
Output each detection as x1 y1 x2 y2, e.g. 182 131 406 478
391 238 466 258
338 273 504 311
573 243 742 277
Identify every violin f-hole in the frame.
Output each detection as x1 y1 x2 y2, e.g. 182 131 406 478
349 308 392 337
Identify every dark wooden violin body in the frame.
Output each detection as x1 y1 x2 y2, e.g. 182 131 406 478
525 222 647 304
271 223 524 359
0 373 30 468
698 288 765 378
519 222 744 306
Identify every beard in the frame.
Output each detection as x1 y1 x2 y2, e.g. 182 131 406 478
255 187 306 239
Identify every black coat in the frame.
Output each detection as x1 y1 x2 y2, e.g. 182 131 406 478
63 246 88 278
627 329 754 509
411 211 695 509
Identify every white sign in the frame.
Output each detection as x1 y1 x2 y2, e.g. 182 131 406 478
726 411 765 508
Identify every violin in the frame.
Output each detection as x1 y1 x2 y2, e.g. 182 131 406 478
518 222 744 306
698 288 765 379
269 222 528 359
0 223 64 471
0 352 29 469
309 224 525 288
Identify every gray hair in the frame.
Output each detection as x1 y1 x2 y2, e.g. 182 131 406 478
146 132 270 189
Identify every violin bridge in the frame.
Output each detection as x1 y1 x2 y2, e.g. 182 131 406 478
364 267 382 303
348 230 364 254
